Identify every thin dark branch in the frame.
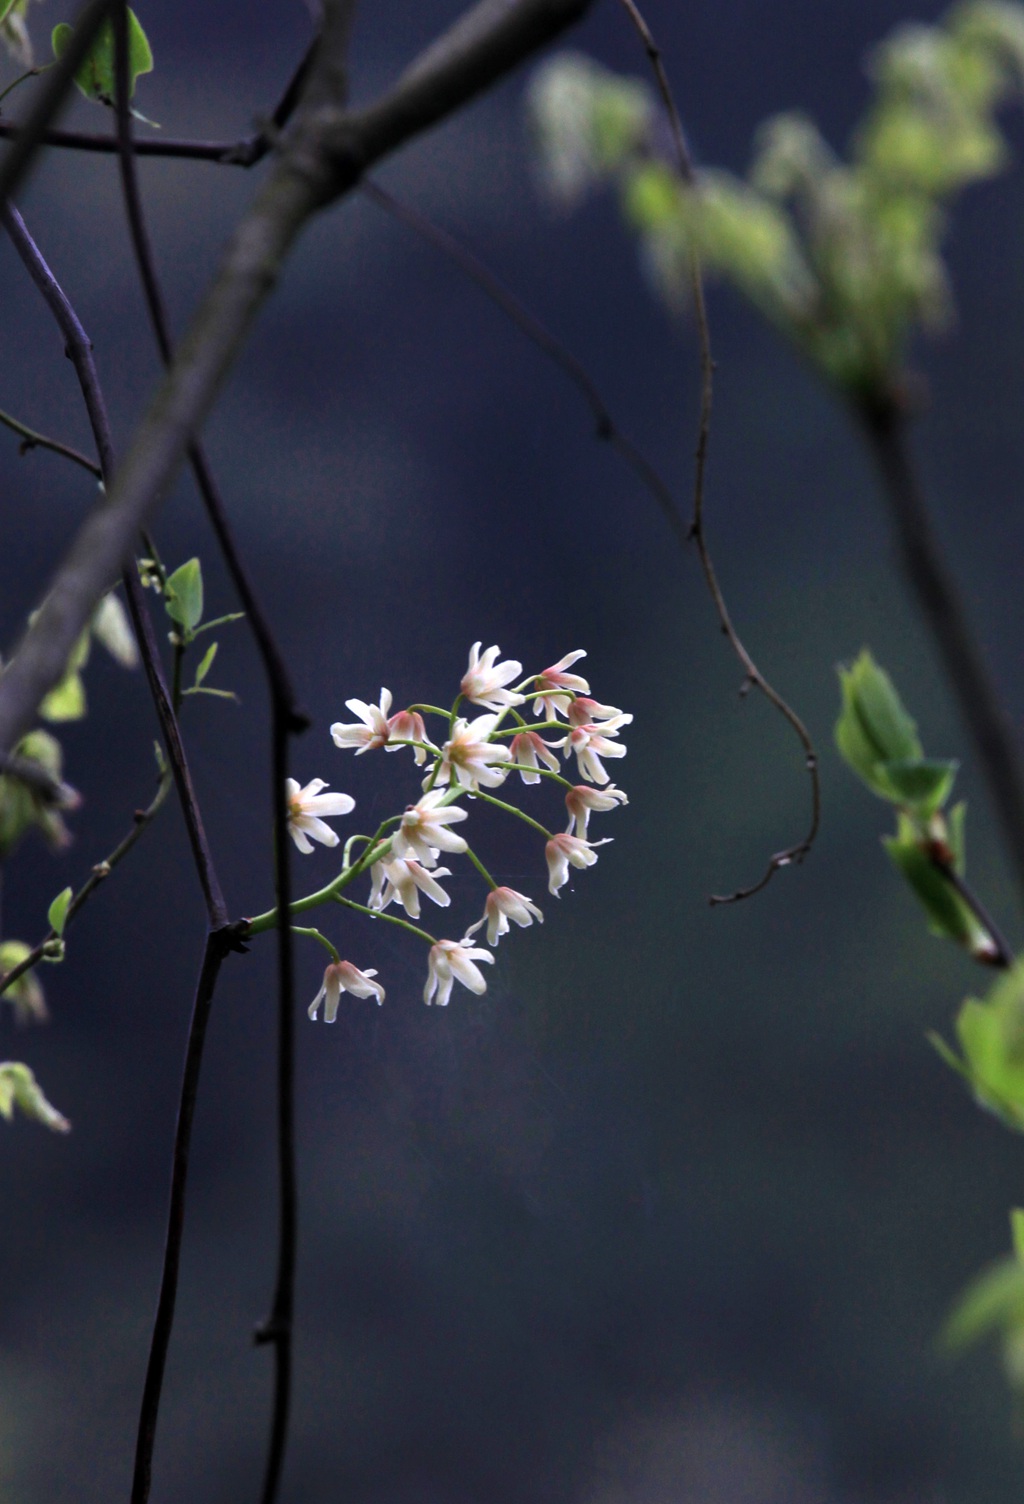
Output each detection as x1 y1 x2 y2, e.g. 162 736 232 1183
0 34 322 169
0 201 229 927
860 398 1024 911
0 403 102 475
110 17 306 1500
933 857 1015 969
361 177 687 546
129 925 245 1504
0 0 117 209
0 763 172 998
617 0 820 904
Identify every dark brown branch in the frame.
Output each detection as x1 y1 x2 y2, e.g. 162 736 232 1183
616 0 821 904
361 177 687 547
129 925 245 1504
110 17 305 1499
860 397 1024 909
933 856 1015 969
0 202 229 927
0 0 117 209
0 762 172 998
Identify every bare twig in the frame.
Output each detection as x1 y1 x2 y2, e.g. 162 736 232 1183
0 201 229 927
0 762 172 998
110 14 307 1498
860 397 1024 911
361 177 687 546
616 0 820 903
0 404 102 475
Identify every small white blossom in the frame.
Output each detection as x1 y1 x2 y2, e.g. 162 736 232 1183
545 832 611 895
465 886 544 947
563 715 630 785
509 730 561 785
330 688 393 753
286 778 355 854
531 650 589 720
461 642 525 711
368 857 452 919
391 790 469 866
564 783 629 837
424 939 495 1006
386 708 431 764
435 714 513 791
308 961 384 1021
566 696 629 726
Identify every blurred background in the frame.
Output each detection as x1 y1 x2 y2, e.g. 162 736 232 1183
2 0 1024 1499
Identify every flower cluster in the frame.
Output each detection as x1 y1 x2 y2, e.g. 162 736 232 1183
268 645 631 1016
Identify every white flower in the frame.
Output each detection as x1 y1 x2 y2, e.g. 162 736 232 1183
566 695 626 726
509 730 561 785
386 708 431 764
465 886 544 947
531 650 589 720
435 714 513 791
330 688 393 753
563 714 631 784
391 789 469 866
424 939 495 1006
308 961 384 1021
368 857 452 919
545 832 611 895
460 642 525 711
564 783 629 837
286 778 355 854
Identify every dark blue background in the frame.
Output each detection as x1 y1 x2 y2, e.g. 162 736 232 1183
3 1 1024 1499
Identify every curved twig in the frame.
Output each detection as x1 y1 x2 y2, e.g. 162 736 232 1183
0 403 101 475
617 0 820 903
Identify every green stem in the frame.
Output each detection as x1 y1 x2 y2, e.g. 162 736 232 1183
474 788 554 839
407 703 453 719
0 66 45 110
246 820 398 934
333 892 437 946
506 762 574 788
463 843 499 889
493 719 566 736
291 925 340 963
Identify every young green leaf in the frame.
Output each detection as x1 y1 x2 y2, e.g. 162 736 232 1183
875 756 958 814
165 558 204 633
883 812 995 958
47 886 72 938
193 641 217 688
0 1061 69 1131
51 9 153 105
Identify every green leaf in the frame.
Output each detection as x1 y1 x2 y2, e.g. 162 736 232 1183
0 1062 69 1132
165 558 203 632
1011 1207 1024 1263
47 886 72 938
943 1257 1024 1351
39 670 86 722
883 812 994 957
0 941 46 1023
193 641 217 688
91 592 138 667
51 9 153 105
875 756 958 814
935 966 1024 1129
0 0 18 27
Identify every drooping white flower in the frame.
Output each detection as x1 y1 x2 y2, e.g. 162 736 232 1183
461 642 525 711
465 886 544 947
368 857 452 919
545 832 611 895
509 730 562 785
435 714 513 791
563 714 631 785
330 688 393 754
424 939 495 1006
308 960 385 1021
531 650 589 720
286 778 355 854
386 708 431 764
564 783 629 837
391 789 469 866
566 695 627 726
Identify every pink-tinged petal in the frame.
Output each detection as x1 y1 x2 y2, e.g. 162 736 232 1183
310 961 384 1021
